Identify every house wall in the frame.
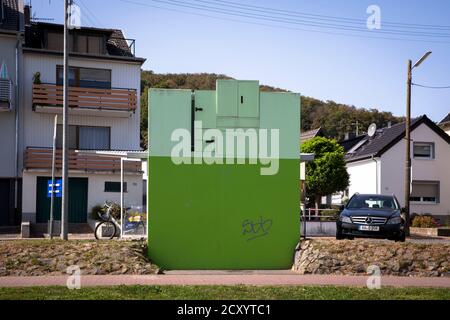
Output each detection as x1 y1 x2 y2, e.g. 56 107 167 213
20 52 143 228
346 158 380 197
381 123 450 219
21 53 141 162
22 171 143 223
0 34 18 177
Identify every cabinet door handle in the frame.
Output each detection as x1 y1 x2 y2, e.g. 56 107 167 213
205 139 215 144
195 107 203 112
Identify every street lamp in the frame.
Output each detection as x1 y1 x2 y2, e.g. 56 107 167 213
404 51 432 236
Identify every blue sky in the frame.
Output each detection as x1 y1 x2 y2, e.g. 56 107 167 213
30 0 450 123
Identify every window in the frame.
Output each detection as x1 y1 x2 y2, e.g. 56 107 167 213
413 142 435 159
56 66 111 89
410 181 440 204
45 31 104 54
347 195 399 210
74 34 104 55
79 126 110 150
56 125 110 150
56 125 78 149
105 182 127 193
47 32 74 51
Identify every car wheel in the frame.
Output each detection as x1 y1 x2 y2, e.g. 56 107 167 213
336 228 344 240
395 232 406 243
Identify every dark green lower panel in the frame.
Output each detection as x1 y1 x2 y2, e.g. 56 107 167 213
148 158 300 270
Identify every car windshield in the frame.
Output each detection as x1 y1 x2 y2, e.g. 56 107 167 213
346 195 399 210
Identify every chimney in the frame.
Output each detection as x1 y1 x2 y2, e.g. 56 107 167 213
24 5 31 25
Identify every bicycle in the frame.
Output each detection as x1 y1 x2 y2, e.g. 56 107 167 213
94 201 147 239
94 201 120 240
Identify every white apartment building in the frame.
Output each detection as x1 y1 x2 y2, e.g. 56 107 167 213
0 1 146 234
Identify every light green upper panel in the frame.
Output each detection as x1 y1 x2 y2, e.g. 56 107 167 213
260 92 300 160
216 80 238 117
194 90 216 129
149 89 192 157
238 81 260 118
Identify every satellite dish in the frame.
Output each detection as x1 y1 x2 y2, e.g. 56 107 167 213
368 123 377 137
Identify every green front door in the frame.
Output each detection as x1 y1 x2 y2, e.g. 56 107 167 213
36 177 88 223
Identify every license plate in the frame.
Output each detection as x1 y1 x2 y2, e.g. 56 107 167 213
359 225 380 231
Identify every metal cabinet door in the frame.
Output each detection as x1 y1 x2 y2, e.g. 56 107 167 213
238 81 260 118
195 90 216 129
217 80 238 117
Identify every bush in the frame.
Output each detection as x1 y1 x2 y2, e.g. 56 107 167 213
411 215 440 228
319 209 339 221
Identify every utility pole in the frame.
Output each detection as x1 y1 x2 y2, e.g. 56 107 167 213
61 0 71 240
403 51 432 236
404 59 412 236
49 115 58 239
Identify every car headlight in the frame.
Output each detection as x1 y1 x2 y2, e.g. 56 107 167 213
387 217 402 224
340 216 352 223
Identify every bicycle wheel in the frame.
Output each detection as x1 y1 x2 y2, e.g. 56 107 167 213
95 221 117 240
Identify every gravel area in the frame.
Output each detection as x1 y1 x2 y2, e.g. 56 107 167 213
0 240 159 276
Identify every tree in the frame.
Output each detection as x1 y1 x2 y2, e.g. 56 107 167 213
301 137 350 210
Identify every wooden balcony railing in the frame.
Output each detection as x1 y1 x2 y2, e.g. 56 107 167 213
32 84 137 112
25 148 142 173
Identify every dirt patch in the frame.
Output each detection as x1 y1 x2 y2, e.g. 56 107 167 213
0 240 159 276
293 239 450 277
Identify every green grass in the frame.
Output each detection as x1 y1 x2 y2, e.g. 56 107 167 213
0 285 449 300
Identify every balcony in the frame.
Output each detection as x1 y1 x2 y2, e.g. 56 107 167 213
32 84 137 118
0 79 13 111
24 147 142 173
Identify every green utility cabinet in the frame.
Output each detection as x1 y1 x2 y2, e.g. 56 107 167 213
148 80 300 270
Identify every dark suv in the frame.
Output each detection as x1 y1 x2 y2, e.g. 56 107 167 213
336 194 405 242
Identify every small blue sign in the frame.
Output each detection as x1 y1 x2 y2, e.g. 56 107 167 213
47 179 62 198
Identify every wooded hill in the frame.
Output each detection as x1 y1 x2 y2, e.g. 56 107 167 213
140 71 403 148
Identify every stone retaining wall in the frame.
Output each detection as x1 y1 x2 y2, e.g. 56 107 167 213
293 239 450 277
0 240 158 276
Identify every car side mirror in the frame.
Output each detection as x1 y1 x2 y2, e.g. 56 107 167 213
401 207 407 214
339 205 345 211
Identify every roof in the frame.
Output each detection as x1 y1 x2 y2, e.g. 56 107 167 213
340 135 366 152
344 115 450 163
439 113 450 125
0 0 22 32
24 22 145 62
300 153 315 162
300 127 324 143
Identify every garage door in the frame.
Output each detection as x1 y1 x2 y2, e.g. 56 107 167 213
36 177 88 223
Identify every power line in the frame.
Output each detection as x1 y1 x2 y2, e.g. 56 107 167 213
119 0 450 44
139 0 450 39
412 83 450 89
198 0 450 31
76 0 102 27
